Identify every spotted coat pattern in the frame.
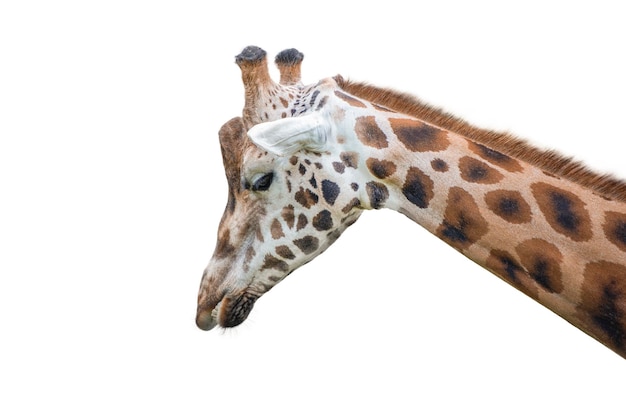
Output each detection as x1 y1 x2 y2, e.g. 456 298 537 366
197 46 626 359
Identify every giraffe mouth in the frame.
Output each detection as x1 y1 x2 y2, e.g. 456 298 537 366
196 291 258 331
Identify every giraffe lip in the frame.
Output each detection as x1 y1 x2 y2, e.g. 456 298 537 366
196 291 258 331
220 291 258 328
195 301 221 331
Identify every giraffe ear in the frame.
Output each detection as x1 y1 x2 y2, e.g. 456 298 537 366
247 112 331 156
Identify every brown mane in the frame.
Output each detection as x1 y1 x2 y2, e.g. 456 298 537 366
335 76 626 203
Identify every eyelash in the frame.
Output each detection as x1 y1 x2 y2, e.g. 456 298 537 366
245 172 274 192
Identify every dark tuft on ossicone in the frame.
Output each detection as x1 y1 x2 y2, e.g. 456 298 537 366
275 48 304 65
236 46 266 64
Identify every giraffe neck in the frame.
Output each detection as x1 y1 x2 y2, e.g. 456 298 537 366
333 90 626 358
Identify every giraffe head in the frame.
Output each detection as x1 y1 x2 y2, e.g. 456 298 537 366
196 47 371 330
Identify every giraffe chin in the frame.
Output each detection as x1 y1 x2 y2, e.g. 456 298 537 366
195 292 258 331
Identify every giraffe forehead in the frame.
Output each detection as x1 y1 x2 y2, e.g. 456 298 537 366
241 149 277 179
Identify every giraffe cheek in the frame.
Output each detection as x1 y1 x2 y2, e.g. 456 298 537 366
261 254 290 272
275 245 296 260
312 210 334 231
271 218 285 239
293 236 320 255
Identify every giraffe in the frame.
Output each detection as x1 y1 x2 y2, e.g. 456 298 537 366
196 46 626 359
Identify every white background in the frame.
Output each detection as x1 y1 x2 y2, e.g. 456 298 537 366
2 1 625 416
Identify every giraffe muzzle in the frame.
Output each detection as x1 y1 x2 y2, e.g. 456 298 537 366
196 291 258 331
195 305 218 331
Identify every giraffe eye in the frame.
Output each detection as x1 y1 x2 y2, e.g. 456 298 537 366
251 172 274 192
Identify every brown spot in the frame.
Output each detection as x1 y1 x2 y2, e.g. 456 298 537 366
333 162 345 173
366 158 397 179
436 187 488 250
468 142 524 173
485 249 538 299
289 156 298 165
255 224 264 243
355 116 388 149
486 249 524 285
515 239 563 293
366 181 389 209
270 219 284 239
245 246 256 263
243 246 256 272
335 90 366 108
431 158 448 172
340 152 359 168
531 182 592 241
342 198 361 214
314 162 323 169
402 166 434 209
268 276 281 284
294 187 319 209
603 211 626 252
351 183 359 191
484 189 532 224
459 156 504 184
276 245 295 260
214 228 236 259
342 213 360 227
389 118 449 153
293 235 320 255
261 254 289 272
321 180 340 205
297 213 308 231
581 261 626 353
280 97 289 108
312 210 334 231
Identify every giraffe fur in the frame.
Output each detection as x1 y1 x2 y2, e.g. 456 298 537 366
197 46 626 359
